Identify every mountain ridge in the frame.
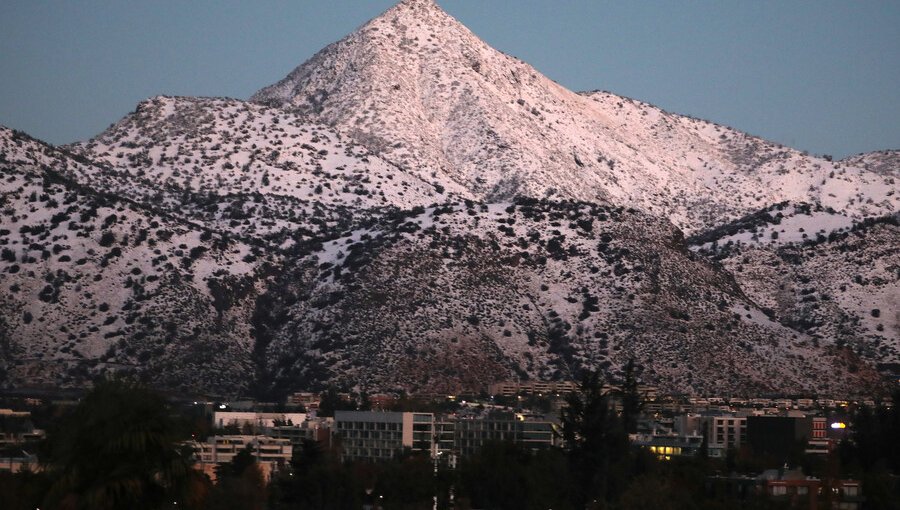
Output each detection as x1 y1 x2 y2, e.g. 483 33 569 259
251 0 896 233
0 0 896 396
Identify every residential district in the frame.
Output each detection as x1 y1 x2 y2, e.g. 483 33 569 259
2 379 895 509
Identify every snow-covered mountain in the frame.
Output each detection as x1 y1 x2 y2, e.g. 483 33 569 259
252 0 896 233
690 204 899 368
0 127 266 393
67 96 462 247
0 0 896 396
252 199 884 397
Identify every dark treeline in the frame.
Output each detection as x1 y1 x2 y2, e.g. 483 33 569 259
1 376 898 509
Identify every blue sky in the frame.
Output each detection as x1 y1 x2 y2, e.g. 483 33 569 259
1 1 898 158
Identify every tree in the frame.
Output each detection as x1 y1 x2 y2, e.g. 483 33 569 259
0 470 52 510
317 387 348 418
269 439 363 510
616 474 697 510
42 379 204 510
560 370 630 506
206 447 267 510
619 359 643 434
457 442 573 510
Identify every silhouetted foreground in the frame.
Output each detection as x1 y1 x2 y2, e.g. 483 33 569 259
1 377 898 509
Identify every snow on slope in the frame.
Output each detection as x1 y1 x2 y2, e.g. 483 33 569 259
252 0 897 234
2 0 896 395
68 96 463 246
841 150 900 178
690 203 899 367
689 202 858 251
0 127 263 393
254 199 883 397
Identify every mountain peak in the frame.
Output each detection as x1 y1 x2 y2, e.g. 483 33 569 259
390 0 445 16
395 0 439 9
251 2 899 233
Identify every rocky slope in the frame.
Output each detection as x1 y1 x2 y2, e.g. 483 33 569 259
67 96 460 248
252 0 897 233
0 0 896 396
690 203 899 370
0 127 265 393
253 199 883 397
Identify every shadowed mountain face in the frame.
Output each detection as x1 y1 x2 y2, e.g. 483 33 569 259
0 0 896 396
252 200 885 398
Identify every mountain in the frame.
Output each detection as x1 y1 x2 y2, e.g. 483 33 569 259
251 0 897 233
840 150 900 178
0 0 896 396
689 203 899 368
252 199 883 397
66 96 462 247
0 127 266 393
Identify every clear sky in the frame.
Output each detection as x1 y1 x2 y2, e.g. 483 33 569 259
1 1 898 158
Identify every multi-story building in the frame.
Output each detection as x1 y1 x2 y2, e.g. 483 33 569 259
213 411 306 431
0 409 45 447
0 452 40 474
190 435 292 481
269 416 334 446
708 470 864 510
287 392 320 409
334 411 558 461
805 416 833 455
631 431 704 460
795 399 815 410
673 412 748 457
454 416 558 456
706 415 747 457
489 381 578 397
747 415 812 458
761 469 863 510
334 411 435 461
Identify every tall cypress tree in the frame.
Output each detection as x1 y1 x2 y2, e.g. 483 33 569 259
560 370 629 506
620 359 643 435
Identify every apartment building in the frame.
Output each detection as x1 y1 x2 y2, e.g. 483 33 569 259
0 409 45 447
489 380 578 397
190 435 292 481
334 411 435 461
708 415 747 456
334 411 558 461
454 416 558 456
673 412 747 458
269 416 334 446
213 411 307 430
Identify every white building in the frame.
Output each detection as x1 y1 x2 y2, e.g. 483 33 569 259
674 412 748 458
213 411 306 430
